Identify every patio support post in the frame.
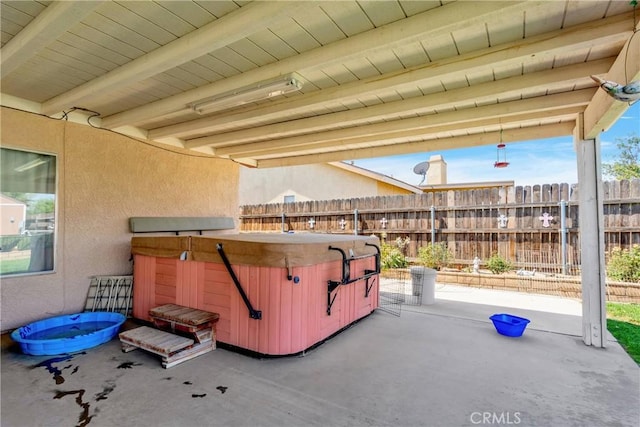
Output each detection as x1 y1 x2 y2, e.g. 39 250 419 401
575 114 607 348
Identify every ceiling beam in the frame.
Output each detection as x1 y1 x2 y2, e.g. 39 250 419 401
204 89 594 156
583 22 640 138
40 1 304 116
215 99 592 157
150 12 631 141
185 58 612 152
255 122 576 168
223 108 583 159
0 1 104 79
102 0 535 129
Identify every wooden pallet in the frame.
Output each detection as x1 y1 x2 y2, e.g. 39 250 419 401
149 304 219 346
119 326 213 368
150 303 220 326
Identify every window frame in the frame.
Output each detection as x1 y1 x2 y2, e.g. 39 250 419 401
0 147 58 277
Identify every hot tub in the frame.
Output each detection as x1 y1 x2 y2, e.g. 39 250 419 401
131 233 380 356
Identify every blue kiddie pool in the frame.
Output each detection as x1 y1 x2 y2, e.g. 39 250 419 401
11 312 126 355
490 313 531 337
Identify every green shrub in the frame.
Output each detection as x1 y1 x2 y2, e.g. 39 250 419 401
380 239 409 270
17 236 32 250
607 246 640 283
486 253 513 274
0 235 30 252
417 242 453 270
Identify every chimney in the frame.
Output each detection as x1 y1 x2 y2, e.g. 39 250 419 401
427 155 447 184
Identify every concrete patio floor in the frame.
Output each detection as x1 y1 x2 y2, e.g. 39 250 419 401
2 285 638 427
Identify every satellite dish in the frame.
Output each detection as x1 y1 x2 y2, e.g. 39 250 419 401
413 161 430 185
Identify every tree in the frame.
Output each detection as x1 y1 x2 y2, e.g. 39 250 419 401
31 198 54 214
602 135 640 180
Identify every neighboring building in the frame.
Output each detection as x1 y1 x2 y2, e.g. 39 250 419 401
240 161 423 205
0 194 26 236
239 154 508 205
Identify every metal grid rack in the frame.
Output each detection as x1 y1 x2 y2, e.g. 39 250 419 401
84 275 133 317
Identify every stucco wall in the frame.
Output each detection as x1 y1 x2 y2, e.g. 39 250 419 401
240 163 412 205
0 107 239 331
376 181 414 196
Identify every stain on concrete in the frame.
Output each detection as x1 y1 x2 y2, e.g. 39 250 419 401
216 386 228 394
116 361 141 369
33 355 74 384
53 389 93 426
94 381 116 401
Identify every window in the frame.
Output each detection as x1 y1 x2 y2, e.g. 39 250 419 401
284 195 295 203
0 148 56 276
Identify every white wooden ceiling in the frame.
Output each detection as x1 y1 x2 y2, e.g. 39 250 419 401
1 0 639 168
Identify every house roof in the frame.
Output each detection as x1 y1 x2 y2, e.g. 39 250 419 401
1 1 638 167
0 194 26 206
328 161 423 194
418 181 516 192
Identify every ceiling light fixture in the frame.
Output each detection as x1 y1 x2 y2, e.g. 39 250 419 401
14 158 48 172
188 73 303 114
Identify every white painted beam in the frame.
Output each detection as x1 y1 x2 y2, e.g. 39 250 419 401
583 22 640 138
254 122 575 168
102 1 535 129
184 58 611 153
185 88 592 150
0 1 104 79
40 1 304 116
574 113 607 347
149 12 631 141
218 109 581 159
0 93 42 114
209 91 592 157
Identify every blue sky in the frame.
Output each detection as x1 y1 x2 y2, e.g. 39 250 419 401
354 101 640 187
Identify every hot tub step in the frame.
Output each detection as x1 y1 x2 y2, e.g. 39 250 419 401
119 326 213 368
163 341 213 368
120 326 194 354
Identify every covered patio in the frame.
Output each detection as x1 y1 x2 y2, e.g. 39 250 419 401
2 286 638 426
2 4 639 425
2 0 639 347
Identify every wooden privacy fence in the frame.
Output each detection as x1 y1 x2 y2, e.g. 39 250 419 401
240 179 640 275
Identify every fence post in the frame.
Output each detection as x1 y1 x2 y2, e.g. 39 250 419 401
559 200 567 275
430 205 436 245
354 209 358 236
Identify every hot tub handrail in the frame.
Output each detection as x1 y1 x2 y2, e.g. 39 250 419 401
365 242 381 273
216 243 262 320
328 244 380 286
326 244 380 315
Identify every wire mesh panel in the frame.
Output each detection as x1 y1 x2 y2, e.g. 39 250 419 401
84 275 133 317
378 269 406 316
404 275 423 306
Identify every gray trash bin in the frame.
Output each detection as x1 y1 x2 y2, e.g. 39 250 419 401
410 266 436 305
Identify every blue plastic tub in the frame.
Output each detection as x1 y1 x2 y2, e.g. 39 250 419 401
490 313 530 337
11 312 126 355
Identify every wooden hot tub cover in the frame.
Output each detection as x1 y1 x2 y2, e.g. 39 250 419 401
131 233 380 268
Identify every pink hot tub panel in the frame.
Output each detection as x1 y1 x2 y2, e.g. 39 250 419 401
131 233 380 356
